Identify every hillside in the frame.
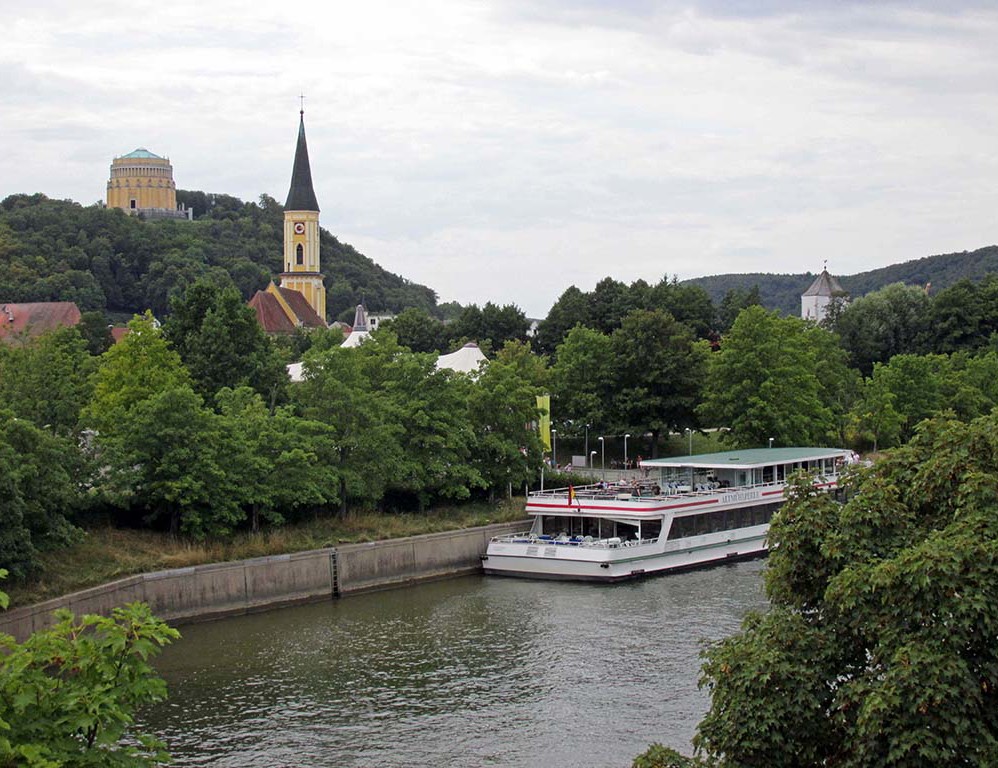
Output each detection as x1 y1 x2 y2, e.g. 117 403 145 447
685 245 998 315
0 192 438 323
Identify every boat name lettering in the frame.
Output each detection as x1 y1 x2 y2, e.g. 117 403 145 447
724 490 761 504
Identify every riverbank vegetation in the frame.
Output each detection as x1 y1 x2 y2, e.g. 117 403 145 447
3 500 525 608
634 409 998 767
0 571 178 766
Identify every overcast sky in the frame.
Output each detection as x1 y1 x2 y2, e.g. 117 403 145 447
4 1 997 317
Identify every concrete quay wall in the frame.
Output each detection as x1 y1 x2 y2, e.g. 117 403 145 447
0 521 528 642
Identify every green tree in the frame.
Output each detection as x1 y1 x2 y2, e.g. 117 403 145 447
292 346 403 514
0 412 82 580
83 312 193 437
693 412 998 767
356 335 485 509
381 307 445 353
467 348 545 499
215 387 337 531
849 366 903 451
609 310 709 456
0 579 179 767
99 386 240 537
550 325 614 433
699 307 834 448
0 326 95 434
534 285 590 355
832 283 931 374
164 280 288 406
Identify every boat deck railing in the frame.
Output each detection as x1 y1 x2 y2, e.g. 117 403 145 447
490 533 659 550
528 473 841 505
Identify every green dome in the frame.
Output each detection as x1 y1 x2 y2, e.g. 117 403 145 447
119 148 164 159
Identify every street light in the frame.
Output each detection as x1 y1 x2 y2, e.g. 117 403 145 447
551 429 558 468
623 433 631 468
598 436 605 480
584 423 591 459
768 437 774 449
685 428 693 455
590 450 597 469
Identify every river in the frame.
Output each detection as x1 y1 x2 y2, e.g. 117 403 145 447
140 559 768 767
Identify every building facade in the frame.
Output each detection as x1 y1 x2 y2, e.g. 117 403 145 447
106 148 191 220
801 268 846 323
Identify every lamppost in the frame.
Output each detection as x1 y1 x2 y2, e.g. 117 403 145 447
598 436 605 480
686 428 693 455
623 433 631 468
584 423 591 460
768 437 774 449
590 450 597 469
551 429 558 468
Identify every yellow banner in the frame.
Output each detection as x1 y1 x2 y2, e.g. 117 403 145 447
536 394 551 450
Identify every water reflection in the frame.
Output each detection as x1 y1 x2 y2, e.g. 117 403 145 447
141 560 767 767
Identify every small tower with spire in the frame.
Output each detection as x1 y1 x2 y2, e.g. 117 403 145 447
801 262 846 323
278 105 326 322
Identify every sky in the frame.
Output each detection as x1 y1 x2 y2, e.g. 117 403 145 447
3 1 998 317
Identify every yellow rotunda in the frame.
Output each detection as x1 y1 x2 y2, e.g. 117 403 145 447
106 148 191 220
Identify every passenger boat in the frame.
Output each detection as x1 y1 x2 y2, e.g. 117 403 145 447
482 447 852 582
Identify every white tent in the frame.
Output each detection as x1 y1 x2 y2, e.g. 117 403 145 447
436 342 488 374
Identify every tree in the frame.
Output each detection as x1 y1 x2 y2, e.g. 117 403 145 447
699 307 835 448
609 310 709 456
99 386 240 537
534 285 589 355
0 412 82 580
692 412 998 767
832 283 931 374
0 326 95 434
292 346 403 514
381 307 445 353
467 348 545 499
215 387 337 531
550 325 614 433
849 366 903 451
83 312 193 437
164 280 288 406
356 335 486 509
0 574 179 767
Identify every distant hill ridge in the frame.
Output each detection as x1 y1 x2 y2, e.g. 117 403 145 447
684 245 998 316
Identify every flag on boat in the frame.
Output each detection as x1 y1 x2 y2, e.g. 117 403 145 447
568 485 575 506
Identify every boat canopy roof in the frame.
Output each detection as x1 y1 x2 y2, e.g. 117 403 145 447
641 446 850 471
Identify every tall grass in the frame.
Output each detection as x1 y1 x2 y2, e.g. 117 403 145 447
7 498 526 608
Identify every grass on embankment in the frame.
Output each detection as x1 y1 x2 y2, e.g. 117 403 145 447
6 498 527 609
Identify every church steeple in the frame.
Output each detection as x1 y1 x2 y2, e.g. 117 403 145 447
285 111 319 212
278 107 326 323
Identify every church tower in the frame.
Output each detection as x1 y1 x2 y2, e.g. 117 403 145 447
279 110 326 322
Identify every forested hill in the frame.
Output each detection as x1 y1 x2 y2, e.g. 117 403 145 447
0 192 438 323
684 244 998 315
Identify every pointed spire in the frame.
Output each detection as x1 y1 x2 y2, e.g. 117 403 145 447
285 110 320 212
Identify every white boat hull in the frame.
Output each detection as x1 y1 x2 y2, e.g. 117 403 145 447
483 525 769 582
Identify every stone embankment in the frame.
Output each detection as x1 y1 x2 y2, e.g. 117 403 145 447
0 521 527 642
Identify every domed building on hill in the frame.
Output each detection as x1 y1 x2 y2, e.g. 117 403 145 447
106 148 192 220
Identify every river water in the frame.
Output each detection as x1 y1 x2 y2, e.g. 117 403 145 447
140 560 767 767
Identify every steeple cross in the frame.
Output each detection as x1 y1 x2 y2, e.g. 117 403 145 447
299 92 305 115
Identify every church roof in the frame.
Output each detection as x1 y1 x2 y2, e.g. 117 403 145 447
248 286 325 334
802 269 844 297
284 113 320 212
119 148 164 159
0 301 82 344
342 305 371 347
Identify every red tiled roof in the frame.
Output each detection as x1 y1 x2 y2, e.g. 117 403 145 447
0 301 82 344
276 287 325 328
248 291 297 334
110 327 130 344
